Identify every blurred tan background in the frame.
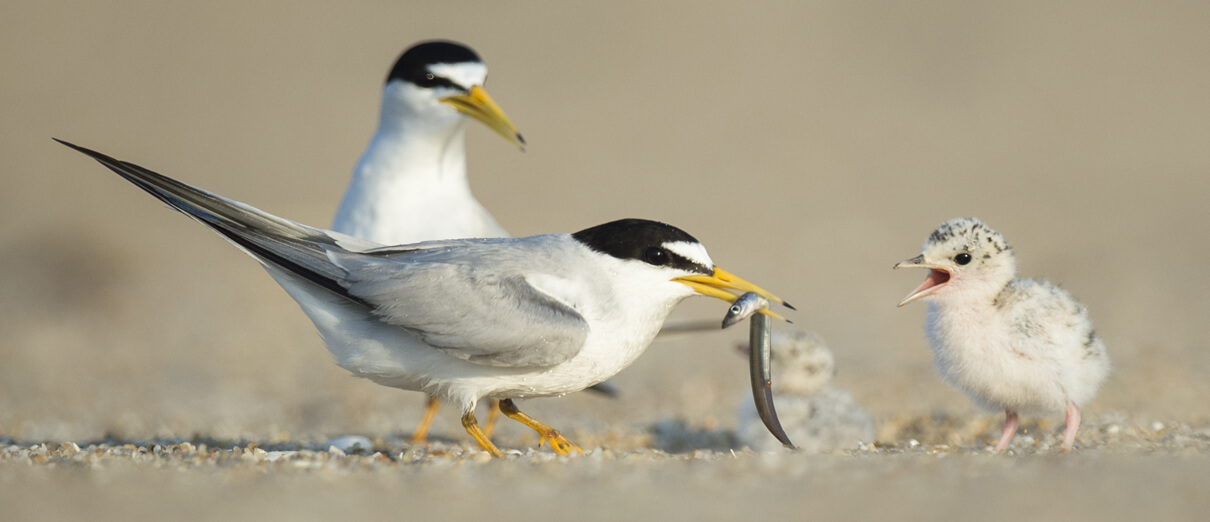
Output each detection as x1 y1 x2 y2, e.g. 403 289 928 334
2 3 1210 517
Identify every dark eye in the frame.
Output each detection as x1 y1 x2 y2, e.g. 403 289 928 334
415 72 462 91
643 247 668 266
416 72 441 88
954 253 972 265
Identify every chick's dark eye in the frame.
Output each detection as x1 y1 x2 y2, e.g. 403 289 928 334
954 253 972 265
643 247 668 266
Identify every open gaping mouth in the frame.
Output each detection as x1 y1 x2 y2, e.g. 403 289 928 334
921 268 950 292
893 256 952 307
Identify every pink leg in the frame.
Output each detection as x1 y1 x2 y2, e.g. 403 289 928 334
994 410 1019 453
1062 400 1081 451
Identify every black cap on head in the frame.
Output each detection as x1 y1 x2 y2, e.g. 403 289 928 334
572 219 711 274
387 40 483 87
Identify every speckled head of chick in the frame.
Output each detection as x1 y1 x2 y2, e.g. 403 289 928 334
738 330 835 396
894 217 1015 307
770 330 837 396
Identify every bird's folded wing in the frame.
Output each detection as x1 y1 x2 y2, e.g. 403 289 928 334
56 140 587 370
1008 279 1091 346
334 253 590 369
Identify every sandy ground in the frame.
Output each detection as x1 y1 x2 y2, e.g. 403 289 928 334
2 1 1209 520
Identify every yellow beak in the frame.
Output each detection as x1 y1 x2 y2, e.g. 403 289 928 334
439 85 526 150
674 266 794 321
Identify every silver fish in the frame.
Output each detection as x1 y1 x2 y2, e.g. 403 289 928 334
723 292 777 329
749 312 795 449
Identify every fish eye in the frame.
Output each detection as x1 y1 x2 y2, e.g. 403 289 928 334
643 247 669 266
954 253 972 265
729 304 742 314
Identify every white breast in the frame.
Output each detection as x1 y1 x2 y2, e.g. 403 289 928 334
927 301 1070 413
332 98 507 245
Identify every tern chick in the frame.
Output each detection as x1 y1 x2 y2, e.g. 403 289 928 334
895 218 1109 452
735 330 874 452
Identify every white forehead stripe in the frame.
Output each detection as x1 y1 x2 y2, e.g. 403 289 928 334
664 241 713 269
427 62 488 89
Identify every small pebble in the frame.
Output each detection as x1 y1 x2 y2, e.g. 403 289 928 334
326 435 373 454
265 451 295 462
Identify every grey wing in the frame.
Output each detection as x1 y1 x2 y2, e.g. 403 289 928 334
58 140 587 369
336 254 590 368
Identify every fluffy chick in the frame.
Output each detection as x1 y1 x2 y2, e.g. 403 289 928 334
895 218 1109 452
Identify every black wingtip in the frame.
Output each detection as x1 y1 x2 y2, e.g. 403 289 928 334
54 139 146 180
53 138 102 159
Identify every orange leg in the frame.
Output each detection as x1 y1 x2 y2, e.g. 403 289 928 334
498 399 583 456
461 410 504 457
482 399 503 439
410 395 441 445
